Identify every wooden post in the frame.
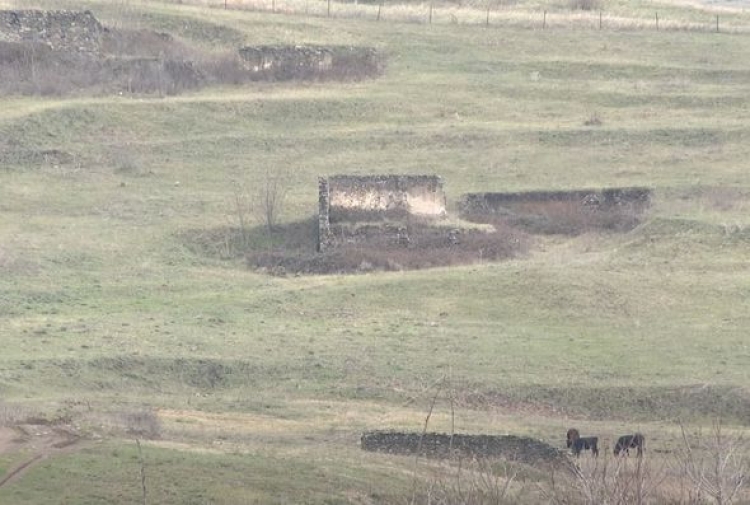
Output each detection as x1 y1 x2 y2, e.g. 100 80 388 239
224 0 227 9
599 10 602 30
486 2 490 26
655 11 659 31
716 14 719 32
543 10 546 29
272 0 275 12
377 1 382 21
429 3 433 24
327 0 331 17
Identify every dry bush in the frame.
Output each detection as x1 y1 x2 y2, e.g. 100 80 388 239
101 28 191 59
199 51 251 86
115 409 162 439
674 422 748 505
0 41 103 96
413 458 523 505
541 453 669 505
584 111 603 126
0 400 35 427
568 0 601 11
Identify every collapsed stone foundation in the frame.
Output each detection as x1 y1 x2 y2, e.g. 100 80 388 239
361 431 570 468
459 187 652 216
238 45 382 80
0 10 105 53
459 187 652 234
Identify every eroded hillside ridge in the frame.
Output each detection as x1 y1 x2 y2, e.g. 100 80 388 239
0 10 105 53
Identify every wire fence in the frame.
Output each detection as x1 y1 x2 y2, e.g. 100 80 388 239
209 0 750 34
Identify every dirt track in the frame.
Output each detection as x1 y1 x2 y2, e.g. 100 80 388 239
0 425 82 489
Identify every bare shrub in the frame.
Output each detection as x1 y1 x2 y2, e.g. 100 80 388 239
675 421 748 505
108 58 205 96
541 453 668 505
116 409 162 439
0 41 101 96
200 51 251 86
111 147 143 175
414 458 522 505
584 111 603 126
102 29 190 59
569 0 601 10
256 168 288 233
0 400 35 426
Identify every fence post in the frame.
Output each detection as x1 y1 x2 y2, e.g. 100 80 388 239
377 1 382 21
224 0 227 9
543 10 546 29
599 10 602 29
272 0 276 12
655 11 659 31
429 3 433 24
327 0 331 17
486 2 491 26
716 14 719 32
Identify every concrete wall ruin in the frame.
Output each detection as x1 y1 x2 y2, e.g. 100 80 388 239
238 45 382 80
318 175 446 251
0 10 105 53
459 187 652 216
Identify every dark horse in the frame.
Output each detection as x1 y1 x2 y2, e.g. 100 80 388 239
572 437 599 457
566 428 599 457
566 428 580 449
614 433 645 456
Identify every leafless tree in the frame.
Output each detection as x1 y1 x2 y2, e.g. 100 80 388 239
676 421 747 505
255 168 287 233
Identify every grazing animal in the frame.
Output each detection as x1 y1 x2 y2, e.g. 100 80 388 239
572 436 599 457
614 433 645 456
566 428 581 449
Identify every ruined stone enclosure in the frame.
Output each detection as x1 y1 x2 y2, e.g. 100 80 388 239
459 187 652 235
0 11 384 98
318 175 447 252
361 431 570 469
0 10 105 53
238 45 383 81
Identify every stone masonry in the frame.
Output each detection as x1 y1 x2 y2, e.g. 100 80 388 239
238 45 382 80
459 187 652 216
0 10 105 53
318 175 446 251
361 431 571 468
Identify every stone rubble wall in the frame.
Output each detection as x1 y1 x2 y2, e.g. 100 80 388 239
361 431 571 468
318 175 446 251
238 45 382 80
326 175 446 221
0 10 105 53
459 187 652 216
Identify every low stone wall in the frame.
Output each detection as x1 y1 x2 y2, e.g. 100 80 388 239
0 10 105 53
238 45 382 80
361 431 569 468
459 187 652 216
318 175 446 251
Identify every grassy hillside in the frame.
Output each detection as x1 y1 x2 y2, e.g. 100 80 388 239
0 0 749 503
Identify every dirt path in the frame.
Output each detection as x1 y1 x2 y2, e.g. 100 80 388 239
0 425 82 490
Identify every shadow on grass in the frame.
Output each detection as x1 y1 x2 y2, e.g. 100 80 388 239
179 217 529 275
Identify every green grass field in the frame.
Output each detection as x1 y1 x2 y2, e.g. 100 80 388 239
1 0 749 502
